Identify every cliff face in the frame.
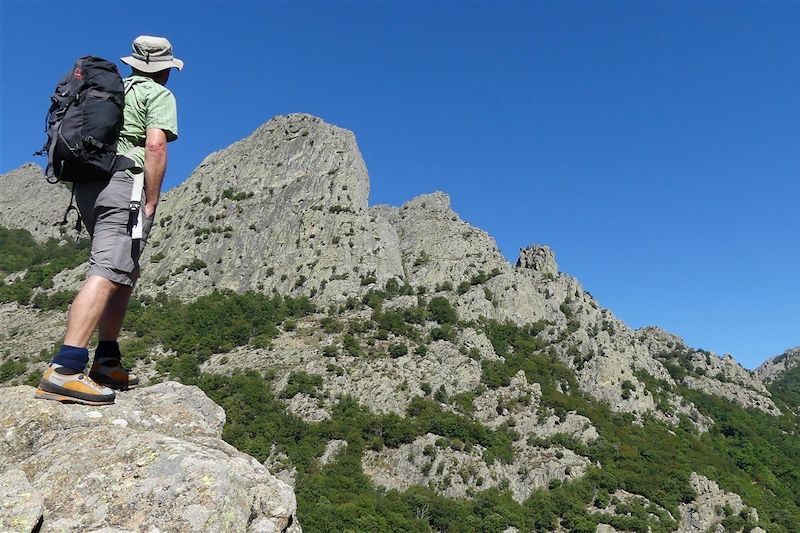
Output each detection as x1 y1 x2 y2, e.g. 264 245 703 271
0 163 75 242
1 113 795 532
755 346 800 384
0 382 300 533
137 114 404 301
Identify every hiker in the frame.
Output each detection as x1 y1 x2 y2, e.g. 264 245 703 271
35 36 182 405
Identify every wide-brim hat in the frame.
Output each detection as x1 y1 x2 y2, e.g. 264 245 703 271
121 35 183 73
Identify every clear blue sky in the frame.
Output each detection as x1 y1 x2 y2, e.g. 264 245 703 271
2 1 798 369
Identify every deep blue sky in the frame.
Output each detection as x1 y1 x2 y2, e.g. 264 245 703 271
2 1 798 369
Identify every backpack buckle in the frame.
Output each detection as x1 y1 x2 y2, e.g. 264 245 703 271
129 200 141 212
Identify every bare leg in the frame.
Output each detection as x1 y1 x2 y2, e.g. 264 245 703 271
98 285 133 342
63 275 122 348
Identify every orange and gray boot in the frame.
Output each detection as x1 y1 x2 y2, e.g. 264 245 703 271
89 358 140 390
35 365 116 405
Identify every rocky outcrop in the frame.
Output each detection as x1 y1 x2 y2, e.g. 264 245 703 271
637 327 781 416
591 489 674 530
678 473 761 533
138 114 404 302
516 245 558 276
683 374 780 415
371 192 510 292
319 439 348 466
362 432 590 504
1 114 794 525
472 370 599 444
756 346 800 384
201 316 485 419
0 382 300 532
0 163 76 242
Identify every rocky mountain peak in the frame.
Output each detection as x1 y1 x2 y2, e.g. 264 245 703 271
516 245 558 275
137 113 398 300
756 346 800 384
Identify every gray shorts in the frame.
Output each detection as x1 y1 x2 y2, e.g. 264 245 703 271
74 171 154 287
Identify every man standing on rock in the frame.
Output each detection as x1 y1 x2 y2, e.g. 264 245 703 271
35 36 182 405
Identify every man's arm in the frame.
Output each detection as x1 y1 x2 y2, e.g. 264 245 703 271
143 128 168 218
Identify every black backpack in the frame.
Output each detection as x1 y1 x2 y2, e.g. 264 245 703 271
36 56 134 183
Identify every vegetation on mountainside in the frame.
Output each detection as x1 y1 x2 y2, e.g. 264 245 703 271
770 364 800 411
121 288 799 532
2 225 799 531
0 226 88 309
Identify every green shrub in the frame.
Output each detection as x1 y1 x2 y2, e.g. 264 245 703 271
31 290 76 311
427 297 458 325
389 342 408 358
322 345 338 357
281 371 323 398
0 358 28 382
222 188 254 201
321 317 344 333
435 281 454 292
342 334 362 357
0 226 90 306
175 258 207 274
124 290 314 363
430 324 456 342
413 251 430 267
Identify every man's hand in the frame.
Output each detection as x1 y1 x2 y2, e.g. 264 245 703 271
144 202 158 219
143 128 168 217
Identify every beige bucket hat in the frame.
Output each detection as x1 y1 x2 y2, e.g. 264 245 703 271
121 35 184 73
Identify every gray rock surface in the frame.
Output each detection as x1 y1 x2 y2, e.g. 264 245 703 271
472 370 599 444
0 163 76 242
0 469 44 533
678 472 759 533
637 327 781 415
138 114 404 302
319 439 348 466
372 192 510 292
756 346 800 384
0 383 300 532
516 245 558 276
362 433 590 504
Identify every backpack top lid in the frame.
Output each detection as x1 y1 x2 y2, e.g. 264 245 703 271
65 56 125 101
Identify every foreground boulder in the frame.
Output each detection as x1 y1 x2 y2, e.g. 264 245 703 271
0 381 300 532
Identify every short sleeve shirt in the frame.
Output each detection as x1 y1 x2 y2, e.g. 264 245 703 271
117 75 178 173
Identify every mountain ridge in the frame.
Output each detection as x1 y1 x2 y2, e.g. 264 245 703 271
1 113 798 532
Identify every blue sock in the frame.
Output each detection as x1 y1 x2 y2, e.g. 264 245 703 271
52 345 89 371
96 341 121 360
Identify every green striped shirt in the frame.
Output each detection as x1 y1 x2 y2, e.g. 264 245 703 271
118 75 178 173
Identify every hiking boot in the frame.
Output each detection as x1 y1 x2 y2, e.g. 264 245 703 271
35 365 116 405
89 358 140 390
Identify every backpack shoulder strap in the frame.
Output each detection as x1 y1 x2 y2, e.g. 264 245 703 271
123 77 145 94
123 78 136 94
